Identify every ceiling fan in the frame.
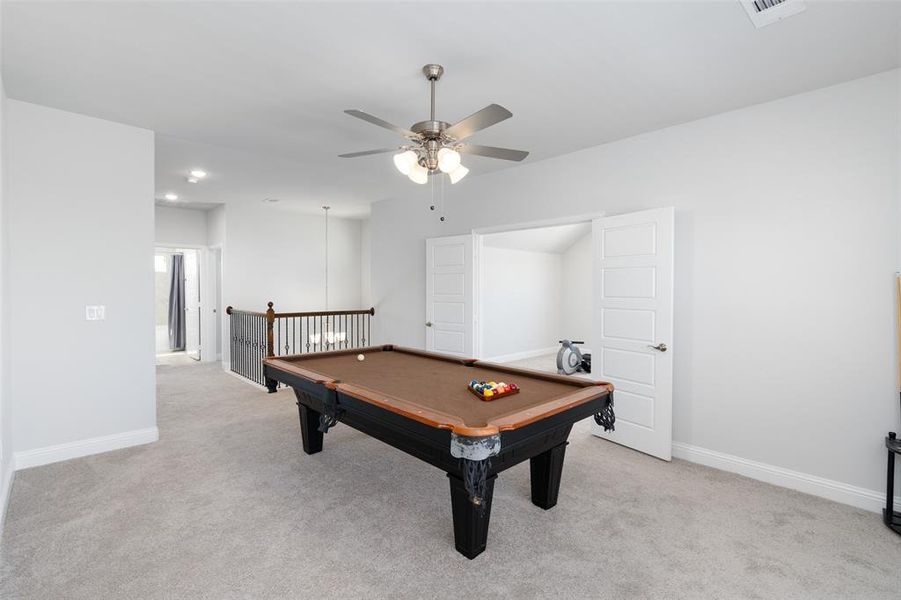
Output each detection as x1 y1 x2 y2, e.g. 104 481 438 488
339 64 529 185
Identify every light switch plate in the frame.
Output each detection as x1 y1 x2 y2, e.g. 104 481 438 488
85 305 106 321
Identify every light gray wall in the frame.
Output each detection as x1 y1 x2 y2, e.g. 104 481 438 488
0 26 13 528
481 246 561 359
154 205 208 247
219 204 363 366
360 219 372 309
207 205 225 248
221 204 362 312
370 70 900 497
6 100 156 454
560 233 592 344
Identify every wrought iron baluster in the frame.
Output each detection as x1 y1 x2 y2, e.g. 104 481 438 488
258 315 264 384
245 314 250 379
229 311 235 373
255 315 260 384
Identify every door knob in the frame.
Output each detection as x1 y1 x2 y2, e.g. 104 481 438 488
425 322 433 327
648 343 667 352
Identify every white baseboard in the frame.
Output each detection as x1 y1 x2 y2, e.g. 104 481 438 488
14 427 159 471
0 457 15 539
672 441 898 514
485 346 559 364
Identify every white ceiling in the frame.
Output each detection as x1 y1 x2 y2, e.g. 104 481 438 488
483 222 591 254
3 1 899 217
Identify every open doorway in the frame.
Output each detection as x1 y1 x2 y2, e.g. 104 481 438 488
477 222 593 376
427 208 674 459
155 248 201 363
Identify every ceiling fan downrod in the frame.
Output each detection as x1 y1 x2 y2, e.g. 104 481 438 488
423 63 443 122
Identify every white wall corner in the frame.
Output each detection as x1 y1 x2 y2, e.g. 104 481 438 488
0 458 15 538
672 442 899 514
14 427 159 471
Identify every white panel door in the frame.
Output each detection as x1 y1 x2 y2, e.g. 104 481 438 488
426 235 474 357
591 208 674 460
184 250 201 361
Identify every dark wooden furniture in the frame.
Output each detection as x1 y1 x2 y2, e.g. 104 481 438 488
263 345 615 559
886 432 901 536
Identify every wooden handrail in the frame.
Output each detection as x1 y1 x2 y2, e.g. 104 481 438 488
225 306 267 317
274 307 375 318
225 305 375 319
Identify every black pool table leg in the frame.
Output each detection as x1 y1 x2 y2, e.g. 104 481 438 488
297 402 324 455
448 473 496 559
530 441 568 510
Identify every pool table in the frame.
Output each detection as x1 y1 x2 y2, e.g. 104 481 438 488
263 345 615 559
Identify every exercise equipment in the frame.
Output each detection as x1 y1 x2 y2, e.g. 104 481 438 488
556 340 591 375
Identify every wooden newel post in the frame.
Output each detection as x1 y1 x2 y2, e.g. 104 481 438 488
265 302 275 358
264 301 278 393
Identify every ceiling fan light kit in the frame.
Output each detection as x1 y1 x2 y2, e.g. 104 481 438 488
437 147 461 173
448 164 469 184
393 150 417 175
340 64 529 188
408 161 429 184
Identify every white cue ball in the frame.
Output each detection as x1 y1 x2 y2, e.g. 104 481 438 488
357 354 365 361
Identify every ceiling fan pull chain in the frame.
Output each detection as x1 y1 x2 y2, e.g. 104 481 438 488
439 173 446 222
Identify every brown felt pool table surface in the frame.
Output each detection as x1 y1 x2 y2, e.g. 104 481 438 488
264 345 613 436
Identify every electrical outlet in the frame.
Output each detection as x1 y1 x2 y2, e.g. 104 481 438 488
85 305 106 321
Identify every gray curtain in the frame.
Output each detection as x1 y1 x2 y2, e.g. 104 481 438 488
168 254 186 351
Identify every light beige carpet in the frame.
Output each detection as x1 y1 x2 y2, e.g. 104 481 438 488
1 361 899 599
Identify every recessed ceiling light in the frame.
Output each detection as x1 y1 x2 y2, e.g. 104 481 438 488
189 169 207 179
186 177 199 184
164 193 178 201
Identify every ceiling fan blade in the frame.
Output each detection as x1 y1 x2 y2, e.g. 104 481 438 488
457 144 529 162
444 104 513 141
344 109 415 138
338 148 398 158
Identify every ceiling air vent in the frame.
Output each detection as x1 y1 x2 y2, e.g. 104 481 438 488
741 0 806 28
